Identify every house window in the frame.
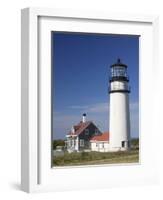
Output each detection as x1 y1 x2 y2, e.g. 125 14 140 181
71 140 74 146
80 139 84 147
70 140 72 146
85 129 89 135
67 140 70 147
95 129 99 135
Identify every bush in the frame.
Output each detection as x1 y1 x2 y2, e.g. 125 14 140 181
131 138 139 149
53 139 65 149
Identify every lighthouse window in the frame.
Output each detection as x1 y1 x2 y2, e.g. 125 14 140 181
122 141 125 148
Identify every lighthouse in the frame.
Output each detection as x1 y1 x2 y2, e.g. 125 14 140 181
109 59 130 151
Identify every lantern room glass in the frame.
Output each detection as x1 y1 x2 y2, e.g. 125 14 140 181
111 66 127 78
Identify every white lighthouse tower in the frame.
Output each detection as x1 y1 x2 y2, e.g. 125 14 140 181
109 59 130 151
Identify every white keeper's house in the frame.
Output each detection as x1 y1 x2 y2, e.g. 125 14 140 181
66 58 131 152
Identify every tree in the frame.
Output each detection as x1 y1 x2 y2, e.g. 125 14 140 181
53 139 65 149
131 138 139 149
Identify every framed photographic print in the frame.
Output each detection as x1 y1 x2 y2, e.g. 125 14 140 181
52 32 139 167
21 8 159 193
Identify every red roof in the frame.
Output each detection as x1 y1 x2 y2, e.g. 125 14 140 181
68 121 92 136
90 132 109 142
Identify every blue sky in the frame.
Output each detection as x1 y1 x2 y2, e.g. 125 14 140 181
52 32 139 139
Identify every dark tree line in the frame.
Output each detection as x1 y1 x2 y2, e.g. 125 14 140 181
53 139 65 150
131 138 139 149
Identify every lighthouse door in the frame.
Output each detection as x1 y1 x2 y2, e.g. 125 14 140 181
122 141 125 148
122 141 128 148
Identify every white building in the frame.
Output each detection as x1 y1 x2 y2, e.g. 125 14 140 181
109 58 131 151
90 132 109 152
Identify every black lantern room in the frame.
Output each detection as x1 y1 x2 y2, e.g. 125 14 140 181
109 58 130 93
110 58 129 82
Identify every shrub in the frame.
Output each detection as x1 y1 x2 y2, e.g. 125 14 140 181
53 139 65 149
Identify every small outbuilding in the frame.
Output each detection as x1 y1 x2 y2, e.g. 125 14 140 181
90 132 110 152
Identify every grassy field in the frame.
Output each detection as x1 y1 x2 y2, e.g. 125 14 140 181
53 149 139 167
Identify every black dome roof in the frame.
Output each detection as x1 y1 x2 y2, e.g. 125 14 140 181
110 58 127 68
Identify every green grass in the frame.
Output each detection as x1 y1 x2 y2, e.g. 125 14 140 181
53 149 139 167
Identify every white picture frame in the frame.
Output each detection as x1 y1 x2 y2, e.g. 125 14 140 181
21 7 159 193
